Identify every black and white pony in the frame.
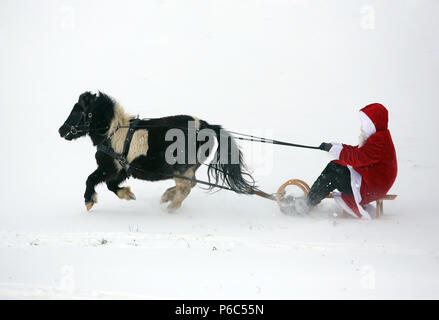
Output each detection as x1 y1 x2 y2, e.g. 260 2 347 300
58 91 256 211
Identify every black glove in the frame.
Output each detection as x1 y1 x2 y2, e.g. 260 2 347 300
319 142 332 152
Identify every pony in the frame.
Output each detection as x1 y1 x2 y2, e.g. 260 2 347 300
58 91 256 211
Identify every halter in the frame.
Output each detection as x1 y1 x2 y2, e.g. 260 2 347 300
66 111 92 135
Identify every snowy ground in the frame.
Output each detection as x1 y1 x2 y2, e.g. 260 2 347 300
1 0 438 299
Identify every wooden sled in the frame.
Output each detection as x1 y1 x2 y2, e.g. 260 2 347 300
274 179 397 218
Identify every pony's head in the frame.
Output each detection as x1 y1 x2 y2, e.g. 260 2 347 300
58 91 115 141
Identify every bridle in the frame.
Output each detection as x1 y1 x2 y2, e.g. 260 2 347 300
65 111 98 136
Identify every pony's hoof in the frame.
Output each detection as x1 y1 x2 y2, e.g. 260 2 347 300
167 201 181 212
161 188 176 203
117 187 136 200
85 194 98 211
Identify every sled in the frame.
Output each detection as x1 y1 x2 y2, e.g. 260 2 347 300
257 179 397 218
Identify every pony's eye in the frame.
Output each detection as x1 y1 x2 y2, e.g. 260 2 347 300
88 113 93 118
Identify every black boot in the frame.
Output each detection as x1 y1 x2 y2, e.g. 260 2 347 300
307 162 353 206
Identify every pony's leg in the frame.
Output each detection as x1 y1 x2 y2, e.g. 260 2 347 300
84 166 107 211
160 186 176 204
167 167 196 211
162 167 198 204
106 171 135 200
188 165 200 189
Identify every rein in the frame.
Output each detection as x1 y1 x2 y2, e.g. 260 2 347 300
67 120 321 150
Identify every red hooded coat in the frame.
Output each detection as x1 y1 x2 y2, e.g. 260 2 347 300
329 103 397 219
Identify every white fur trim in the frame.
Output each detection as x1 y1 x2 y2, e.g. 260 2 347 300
329 142 343 159
347 166 371 220
359 111 376 138
332 167 372 220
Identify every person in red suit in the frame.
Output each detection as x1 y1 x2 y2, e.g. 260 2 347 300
294 103 397 219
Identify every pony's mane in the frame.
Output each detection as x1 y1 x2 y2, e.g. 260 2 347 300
98 92 133 136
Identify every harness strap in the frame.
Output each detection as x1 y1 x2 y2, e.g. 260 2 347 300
123 118 140 161
96 143 125 165
97 118 141 170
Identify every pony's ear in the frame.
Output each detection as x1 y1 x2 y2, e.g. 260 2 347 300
78 91 96 110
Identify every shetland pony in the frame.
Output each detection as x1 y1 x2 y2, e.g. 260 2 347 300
58 91 255 211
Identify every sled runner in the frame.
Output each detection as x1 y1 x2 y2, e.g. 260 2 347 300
271 179 397 218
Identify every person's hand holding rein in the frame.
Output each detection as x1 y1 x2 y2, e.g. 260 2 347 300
319 142 332 152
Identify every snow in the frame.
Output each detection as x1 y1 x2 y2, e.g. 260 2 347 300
1 0 439 299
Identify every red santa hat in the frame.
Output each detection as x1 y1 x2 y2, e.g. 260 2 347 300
360 103 388 135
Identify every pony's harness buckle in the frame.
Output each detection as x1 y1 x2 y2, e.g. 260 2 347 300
97 118 141 171
118 157 128 168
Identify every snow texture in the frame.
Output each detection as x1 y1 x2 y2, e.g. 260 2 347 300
0 0 438 299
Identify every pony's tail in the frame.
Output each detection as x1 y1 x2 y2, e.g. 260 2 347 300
203 123 257 194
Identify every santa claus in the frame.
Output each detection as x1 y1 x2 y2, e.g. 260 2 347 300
294 103 397 219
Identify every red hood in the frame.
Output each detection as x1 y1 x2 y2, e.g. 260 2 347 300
360 103 388 132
